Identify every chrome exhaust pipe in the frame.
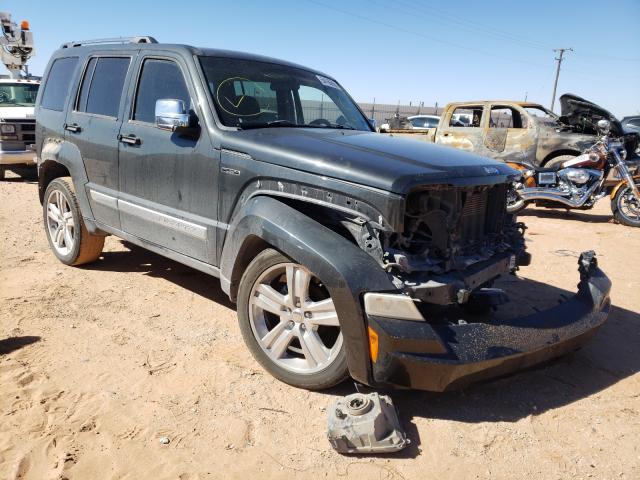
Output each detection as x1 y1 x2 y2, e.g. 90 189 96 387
518 190 587 208
517 181 601 208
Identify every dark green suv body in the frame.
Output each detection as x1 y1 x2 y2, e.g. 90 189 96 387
34 38 610 391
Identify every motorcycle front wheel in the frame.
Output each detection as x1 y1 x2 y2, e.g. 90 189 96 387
611 182 640 227
506 185 528 214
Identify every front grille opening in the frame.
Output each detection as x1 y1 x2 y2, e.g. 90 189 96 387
388 184 508 265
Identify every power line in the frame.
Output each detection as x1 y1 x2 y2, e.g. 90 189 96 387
389 0 640 63
305 0 547 68
305 0 640 81
550 48 573 111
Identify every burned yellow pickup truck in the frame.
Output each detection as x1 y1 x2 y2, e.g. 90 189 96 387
386 95 639 169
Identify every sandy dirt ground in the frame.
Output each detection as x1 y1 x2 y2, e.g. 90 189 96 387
1 167 639 480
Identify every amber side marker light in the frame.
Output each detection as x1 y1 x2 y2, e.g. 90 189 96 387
368 326 379 363
20 20 30 30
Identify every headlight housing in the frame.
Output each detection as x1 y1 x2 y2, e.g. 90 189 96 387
0 124 16 134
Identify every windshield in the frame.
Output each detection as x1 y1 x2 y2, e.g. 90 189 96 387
199 57 371 131
0 83 39 107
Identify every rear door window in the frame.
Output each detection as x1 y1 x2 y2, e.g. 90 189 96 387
490 106 525 128
40 57 78 111
76 57 130 117
133 59 191 124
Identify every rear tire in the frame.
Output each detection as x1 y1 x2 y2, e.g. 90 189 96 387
611 183 640 227
237 248 348 390
43 177 105 265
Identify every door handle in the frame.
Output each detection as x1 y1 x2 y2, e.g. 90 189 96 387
443 133 450 137
118 134 141 146
64 123 82 133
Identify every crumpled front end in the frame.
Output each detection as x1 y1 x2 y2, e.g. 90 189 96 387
365 251 611 391
379 183 530 301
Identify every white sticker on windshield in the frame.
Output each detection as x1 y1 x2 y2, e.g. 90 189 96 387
316 75 340 89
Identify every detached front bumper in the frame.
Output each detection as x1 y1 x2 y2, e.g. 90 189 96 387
366 251 611 392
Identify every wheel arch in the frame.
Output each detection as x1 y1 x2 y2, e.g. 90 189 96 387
38 138 99 232
38 160 70 203
219 195 397 386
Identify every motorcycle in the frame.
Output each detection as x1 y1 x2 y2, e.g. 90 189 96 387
506 119 640 227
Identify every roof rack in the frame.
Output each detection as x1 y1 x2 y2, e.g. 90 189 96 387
61 36 158 49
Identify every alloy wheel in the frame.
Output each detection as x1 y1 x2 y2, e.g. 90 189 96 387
46 189 75 256
248 262 342 374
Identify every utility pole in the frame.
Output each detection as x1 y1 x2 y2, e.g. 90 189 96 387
550 48 573 111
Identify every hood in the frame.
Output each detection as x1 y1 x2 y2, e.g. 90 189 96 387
559 94 623 136
0 106 36 119
221 129 516 194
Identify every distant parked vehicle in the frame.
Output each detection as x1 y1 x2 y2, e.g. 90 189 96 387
382 95 639 180
379 114 440 132
621 116 640 133
0 77 39 179
407 114 439 130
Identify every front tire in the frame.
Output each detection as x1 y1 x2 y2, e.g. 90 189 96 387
506 184 527 214
611 182 640 227
237 249 348 390
43 177 105 265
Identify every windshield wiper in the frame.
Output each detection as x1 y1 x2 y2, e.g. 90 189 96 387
322 124 357 130
238 120 309 130
238 120 358 131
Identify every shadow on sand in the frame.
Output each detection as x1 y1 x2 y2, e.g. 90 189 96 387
0 336 41 355
518 207 615 225
82 240 638 457
1 165 37 183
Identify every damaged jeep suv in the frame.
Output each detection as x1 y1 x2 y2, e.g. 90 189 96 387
35 38 611 391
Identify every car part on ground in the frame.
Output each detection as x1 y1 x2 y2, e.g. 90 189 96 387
327 392 409 454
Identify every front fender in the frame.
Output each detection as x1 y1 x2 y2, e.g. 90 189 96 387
220 195 397 385
610 175 640 199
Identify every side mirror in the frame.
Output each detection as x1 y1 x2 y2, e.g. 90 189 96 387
368 118 377 131
597 119 611 134
155 99 191 131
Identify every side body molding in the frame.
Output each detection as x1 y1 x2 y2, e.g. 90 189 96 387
220 196 398 384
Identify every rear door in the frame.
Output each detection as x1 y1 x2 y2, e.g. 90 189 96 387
117 53 219 263
485 104 536 162
435 105 487 154
36 56 80 164
64 54 134 228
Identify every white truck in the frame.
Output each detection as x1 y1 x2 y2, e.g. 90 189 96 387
0 11 38 179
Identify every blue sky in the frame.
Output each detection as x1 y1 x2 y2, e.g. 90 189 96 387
4 0 639 116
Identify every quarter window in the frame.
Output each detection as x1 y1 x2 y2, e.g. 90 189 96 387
133 59 191 124
77 57 130 117
40 57 78 111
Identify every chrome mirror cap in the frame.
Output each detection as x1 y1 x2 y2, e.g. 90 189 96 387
155 98 190 131
597 119 611 134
